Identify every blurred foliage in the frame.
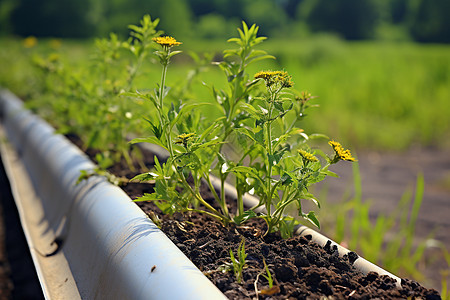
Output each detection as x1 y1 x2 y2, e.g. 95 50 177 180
1 0 449 43
1 35 449 151
296 0 381 40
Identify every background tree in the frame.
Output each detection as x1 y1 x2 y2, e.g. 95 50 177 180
296 0 382 40
407 0 450 43
2 0 449 43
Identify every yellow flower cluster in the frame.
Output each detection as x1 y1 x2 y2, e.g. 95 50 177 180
328 141 356 162
298 149 319 162
175 133 196 146
254 70 293 88
23 36 37 48
152 36 182 48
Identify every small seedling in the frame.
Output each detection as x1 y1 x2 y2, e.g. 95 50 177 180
229 238 248 284
254 259 280 298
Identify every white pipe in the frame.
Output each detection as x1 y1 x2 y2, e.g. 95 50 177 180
0 89 226 300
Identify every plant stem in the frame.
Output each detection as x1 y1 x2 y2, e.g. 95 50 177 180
220 177 230 218
159 62 168 111
177 169 227 223
265 93 276 216
237 184 244 217
122 149 135 172
205 175 223 205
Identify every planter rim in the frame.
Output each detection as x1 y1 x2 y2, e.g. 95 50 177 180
0 89 226 300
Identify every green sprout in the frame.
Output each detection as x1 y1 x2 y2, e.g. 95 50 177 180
261 258 274 289
254 259 281 297
229 238 248 284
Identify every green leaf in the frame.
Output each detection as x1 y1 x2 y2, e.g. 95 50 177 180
268 154 280 166
302 192 321 208
168 50 182 59
308 133 330 140
279 216 300 239
193 138 224 151
120 90 158 108
144 117 163 139
198 117 225 141
280 172 293 185
254 128 265 145
167 103 177 123
231 166 254 174
131 172 158 182
233 210 257 225
129 136 167 150
304 211 320 229
230 166 266 192
133 192 161 202
273 128 298 149
241 103 264 120
227 74 236 82
170 103 208 129
235 127 257 144
274 100 284 113
154 155 164 173
323 170 339 178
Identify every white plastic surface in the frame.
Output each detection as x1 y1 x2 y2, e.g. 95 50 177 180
0 90 226 300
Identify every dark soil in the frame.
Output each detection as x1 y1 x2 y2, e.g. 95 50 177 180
0 155 44 300
101 136 441 299
0 203 12 300
0 133 443 299
137 201 441 299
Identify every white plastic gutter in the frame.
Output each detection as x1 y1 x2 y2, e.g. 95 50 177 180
0 89 226 300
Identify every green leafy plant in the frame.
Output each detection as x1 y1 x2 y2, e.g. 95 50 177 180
227 69 357 235
21 15 358 238
30 15 161 174
10 16 359 237
127 34 232 222
229 238 248 284
130 20 356 236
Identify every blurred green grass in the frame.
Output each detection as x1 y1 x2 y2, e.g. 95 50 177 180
1 36 450 151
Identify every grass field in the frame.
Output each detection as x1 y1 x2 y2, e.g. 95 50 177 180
1 36 450 151
188 37 450 151
137 36 450 151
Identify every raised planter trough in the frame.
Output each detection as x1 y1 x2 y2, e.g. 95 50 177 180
0 89 226 299
0 89 403 299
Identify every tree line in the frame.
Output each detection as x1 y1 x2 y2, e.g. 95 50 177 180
1 0 449 43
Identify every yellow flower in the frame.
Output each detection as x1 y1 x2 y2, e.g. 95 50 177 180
328 141 356 162
298 149 318 162
175 133 196 147
254 70 293 88
153 36 182 48
254 70 275 81
23 36 37 48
